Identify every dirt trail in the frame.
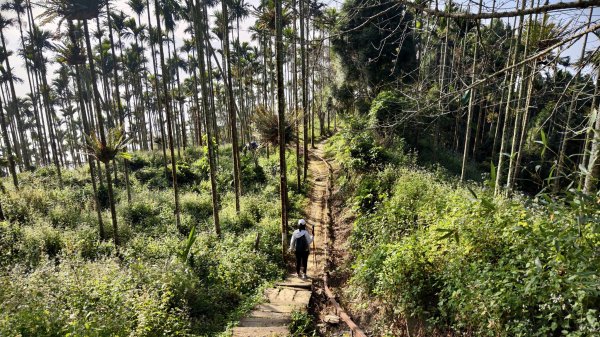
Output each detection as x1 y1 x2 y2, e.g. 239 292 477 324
231 142 329 337
305 143 329 279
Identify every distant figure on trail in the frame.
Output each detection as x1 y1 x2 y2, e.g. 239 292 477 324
288 219 314 279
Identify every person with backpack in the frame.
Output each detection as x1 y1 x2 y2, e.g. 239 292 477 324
288 219 314 279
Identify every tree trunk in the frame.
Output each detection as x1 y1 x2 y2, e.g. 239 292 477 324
300 0 308 182
0 28 29 170
83 20 119 248
459 0 482 182
495 2 525 195
154 0 181 231
0 93 18 189
221 0 242 214
194 0 221 236
293 0 301 191
73 57 105 239
276 0 289 255
507 0 535 191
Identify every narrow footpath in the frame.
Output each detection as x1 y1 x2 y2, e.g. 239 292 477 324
232 143 329 336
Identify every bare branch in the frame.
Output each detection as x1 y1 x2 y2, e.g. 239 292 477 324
403 0 600 19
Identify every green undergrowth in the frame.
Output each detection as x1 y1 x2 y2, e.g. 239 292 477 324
325 119 600 336
0 145 304 336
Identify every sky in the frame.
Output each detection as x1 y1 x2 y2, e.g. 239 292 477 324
0 0 597 99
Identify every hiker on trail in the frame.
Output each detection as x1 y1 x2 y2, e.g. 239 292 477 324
289 219 314 279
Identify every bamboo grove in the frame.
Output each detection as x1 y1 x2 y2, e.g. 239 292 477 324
0 0 337 249
333 0 600 196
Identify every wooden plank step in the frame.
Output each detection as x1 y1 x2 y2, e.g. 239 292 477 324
292 290 311 306
274 277 312 290
248 310 289 319
256 303 301 313
267 288 297 303
239 316 290 327
231 326 289 337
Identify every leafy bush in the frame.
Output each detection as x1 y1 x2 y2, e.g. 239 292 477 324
120 200 162 229
0 259 192 336
241 157 267 187
2 191 31 223
173 162 197 186
368 90 407 137
0 133 303 336
0 221 21 268
41 226 64 258
134 166 169 189
181 192 213 223
49 204 83 228
289 310 316 336
191 156 210 180
347 169 600 336
345 129 388 172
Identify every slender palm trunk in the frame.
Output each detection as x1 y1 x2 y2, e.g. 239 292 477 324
146 0 169 177
154 0 181 230
83 20 119 248
506 0 535 191
40 69 63 185
553 9 592 193
583 71 600 193
300 0 308 182
221 0 242 213
293 0 301 191
276 0 288 255
0 92 18 189
0 28 29 169
74 58 105 239
193 0 220 236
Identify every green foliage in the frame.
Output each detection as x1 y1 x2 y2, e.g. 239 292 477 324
328 125 600 336
180 192 213 223
348 168 600 336
368 90 407 136
120 199 162 229
289 311 316 337
0 140 304 336
134 166 169 189
241 155 266 187
333 0 416 88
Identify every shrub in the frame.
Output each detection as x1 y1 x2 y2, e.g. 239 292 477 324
289 310 316 337
21 187 52 215
2 192 31 223
0 221 21 268
134 167 169 189
347 131 387 172
241 157 266 187
191 157 210 180
0 259 192 336
180 193 213 223
368 90 406 137
173 162 197 186
121 200 162 229
40 226 63 258
49 204 83 228
127 152 152 171
347 168 600 336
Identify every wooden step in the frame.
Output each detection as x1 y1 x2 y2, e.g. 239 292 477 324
248 310 290 319
231 326 289 337
255 303 301 313
274 276 312 290
239 316 291 327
